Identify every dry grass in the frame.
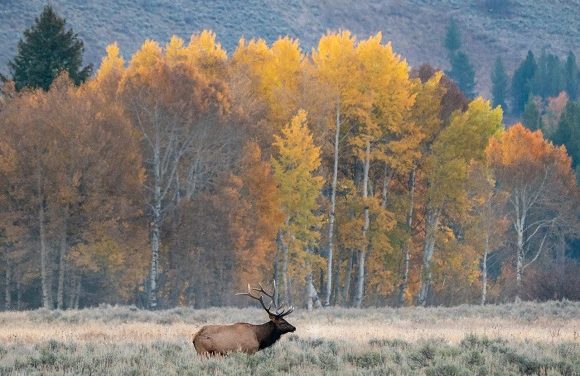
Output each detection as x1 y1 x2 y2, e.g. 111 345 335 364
0 301 578 375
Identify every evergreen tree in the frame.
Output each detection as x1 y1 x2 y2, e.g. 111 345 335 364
552 101 579 171
565 51 578 100
531 50 564 99
491 57 508 111
444 19 461 54
8 5 92 91
511 51 537 114
522 96 543 131
447 51 476 98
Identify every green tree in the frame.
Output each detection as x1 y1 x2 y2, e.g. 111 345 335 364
530 50 564 100
447 51 476 98
491 57 509 111
552 100 579 173
8 5 92 91
444 19 461 54
511 51 537 114
522 97 543 131
565 51 578 100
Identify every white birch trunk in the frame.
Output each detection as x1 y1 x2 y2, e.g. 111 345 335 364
481 235 488 305
149 143 162 309
342 249 355 305
398 166 416 306
515 221 524 303
354 141 371 308
57 217 67 310
418 206 439 306
325 102 341 306
37 169 51 310
281 231 290 306
513 191 526 303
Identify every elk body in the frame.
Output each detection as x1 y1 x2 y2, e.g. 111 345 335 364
192 283 295 355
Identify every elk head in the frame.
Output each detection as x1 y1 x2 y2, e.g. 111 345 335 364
237 281 296 334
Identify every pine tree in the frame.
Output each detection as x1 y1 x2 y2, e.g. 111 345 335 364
530 50 564 100
447 51 476 98
491 57 509 111
552 101 579 171
511 51 537 114
522 96 543 131
565 51 579 100
444 19 461 54
443 19 476 98
8 5 92 91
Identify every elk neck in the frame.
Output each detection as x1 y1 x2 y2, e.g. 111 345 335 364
255 321 283 350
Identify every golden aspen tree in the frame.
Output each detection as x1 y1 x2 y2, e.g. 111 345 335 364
397 71 445 305
91 42 125 97
271 110 324 308
311 31 359 305
418 98 502 306
186 30 228 79
350 33 415 308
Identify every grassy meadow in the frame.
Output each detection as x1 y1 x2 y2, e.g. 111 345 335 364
0 301 578 375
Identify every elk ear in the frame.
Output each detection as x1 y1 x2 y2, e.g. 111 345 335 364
269 314 277 321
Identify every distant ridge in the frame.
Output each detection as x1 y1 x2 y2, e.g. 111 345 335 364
1 0 578 95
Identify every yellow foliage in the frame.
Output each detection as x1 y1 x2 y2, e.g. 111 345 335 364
272 110 324 246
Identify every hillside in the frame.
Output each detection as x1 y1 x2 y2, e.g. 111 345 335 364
0 0 579 96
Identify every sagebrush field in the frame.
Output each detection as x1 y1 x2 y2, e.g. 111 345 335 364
0 301 578 375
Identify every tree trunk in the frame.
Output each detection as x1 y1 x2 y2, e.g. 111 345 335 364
418 206 439 306
73 277 81 309
342 249 355 306
280 231 290 305
381 163 392 209
306 271 314 312
68 275 77 309
57 216 67 310
16 277 21 311
515 222 524 303
331 253 341 305
325 102 341 306
398 166 416 306
481 234 488 305
273 231 282 307
354 141 371 308
149 145 162 309
4 250 11 310
37 171 51 309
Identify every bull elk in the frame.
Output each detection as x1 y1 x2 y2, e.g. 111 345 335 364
192 282 295 355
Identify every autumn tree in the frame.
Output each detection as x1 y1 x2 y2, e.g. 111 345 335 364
0 74 143 309
487 124 578 301
348 33 415 308
271 110 324 309
311 31 359 306
418 98 502 306
120 38 229 308
8 5 92 91
397 69 446 305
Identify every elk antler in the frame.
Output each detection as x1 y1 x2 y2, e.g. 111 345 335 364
236 280 294 318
